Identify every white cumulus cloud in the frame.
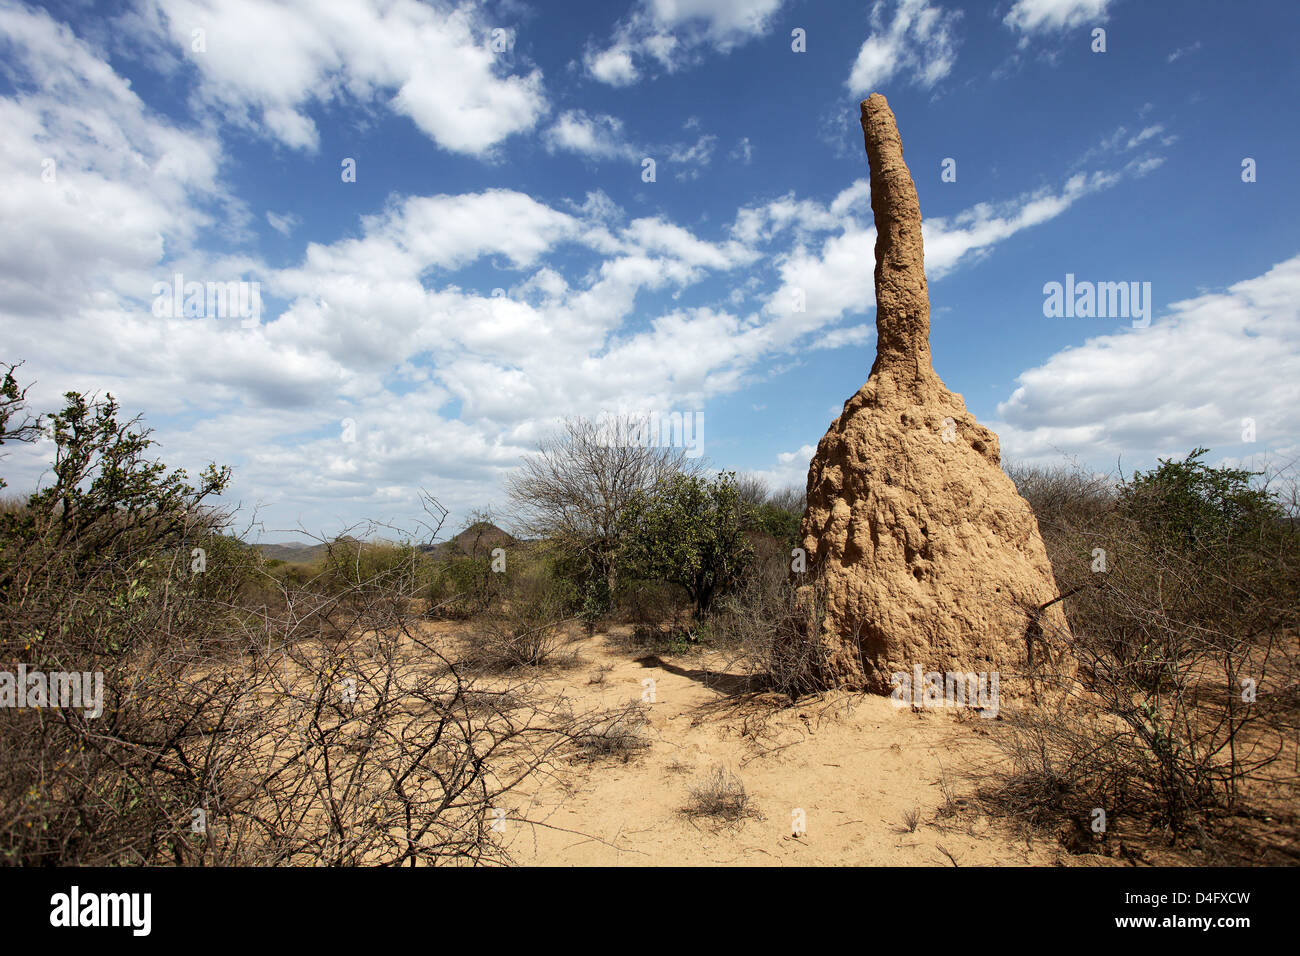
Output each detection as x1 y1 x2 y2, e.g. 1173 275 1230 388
585 0 785 85
1004 0 1113 35
995 255 1300 468
846 0 962 96
147 0 548 155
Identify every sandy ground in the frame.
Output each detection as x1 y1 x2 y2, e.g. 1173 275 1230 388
473 625 1079 866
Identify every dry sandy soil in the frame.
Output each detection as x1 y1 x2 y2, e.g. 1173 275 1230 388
433 621 1103 867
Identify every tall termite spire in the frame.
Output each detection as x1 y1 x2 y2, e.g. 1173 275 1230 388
790 93 1074 700
861 93 932 379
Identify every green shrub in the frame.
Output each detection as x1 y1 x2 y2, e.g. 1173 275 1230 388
620 471 753 619
322 538 421 592
746 500 802 545
0 388 230 659
1118 447 1285 557
427 554 495 618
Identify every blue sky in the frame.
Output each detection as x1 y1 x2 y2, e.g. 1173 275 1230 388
2 0 1298 541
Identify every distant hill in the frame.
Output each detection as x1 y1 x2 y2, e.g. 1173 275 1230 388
420 522 517 560
252 541 327 564
252 524 519 564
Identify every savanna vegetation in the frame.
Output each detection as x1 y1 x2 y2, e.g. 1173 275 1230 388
2 357 1296 865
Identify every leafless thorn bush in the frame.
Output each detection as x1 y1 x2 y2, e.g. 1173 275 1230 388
467 568 577 671
710 564 836 703
683 765 757 826
574 700 652 761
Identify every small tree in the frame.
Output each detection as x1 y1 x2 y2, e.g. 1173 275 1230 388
506 416 695 614
620 471 753 620
1118 447 1283 554
734 474 771 510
